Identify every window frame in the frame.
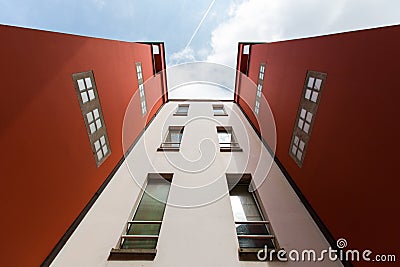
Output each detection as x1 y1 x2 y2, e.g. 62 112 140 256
217 126 242 152
173 104 189 116
226 174 280 261
108 173 173 261
212 104 228 116
254 63 266 116
289 70 327 167
72 70 111 167
157 126 184 152
136 62 147 116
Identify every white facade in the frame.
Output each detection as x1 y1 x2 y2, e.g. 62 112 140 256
51 101 343 267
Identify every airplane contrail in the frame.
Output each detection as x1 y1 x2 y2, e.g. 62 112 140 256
185 0 216 50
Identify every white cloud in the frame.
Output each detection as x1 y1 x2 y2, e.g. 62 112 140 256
169 47 196 65
206 0 400 67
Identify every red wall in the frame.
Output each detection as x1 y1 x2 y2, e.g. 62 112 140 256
236 25 400 266
0 25 165 267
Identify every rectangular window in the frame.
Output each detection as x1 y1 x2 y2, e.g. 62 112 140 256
289 71 327 167
227 174 278 261
243 44 250 55
72 70 111 167
174 104 189 116
109 173 173 261
136 62 147 116
152 44 160 55
158 126 184 151
217 126 242 152
213 104 228 116
254 63 266 115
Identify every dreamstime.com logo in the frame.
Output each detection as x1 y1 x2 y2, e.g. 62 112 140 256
257 238 397 263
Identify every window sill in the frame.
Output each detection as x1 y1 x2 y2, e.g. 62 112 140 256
157 147 180 152
108 248 156 261
214 114 228 116
220 147 243 152
173 113 188 116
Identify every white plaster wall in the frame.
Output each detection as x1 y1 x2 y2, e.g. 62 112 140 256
51 101 343 267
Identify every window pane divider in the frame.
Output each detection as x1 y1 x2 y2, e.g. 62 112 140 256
127 221 162 224
121 235 160 239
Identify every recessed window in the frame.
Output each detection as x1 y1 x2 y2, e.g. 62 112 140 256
254 100 260 115
77 77 96 103
152 44 160 55
109 173 173 261
72 70 111 167
243 44 250 55
213 104 228 116
136 63 143 81
94 135 110 161
217 126 242 152
305 77 323 103
136 62 147 116
158 126 184 151
291 135 305 161
174 104 189 116
86 108 103 134
289 71 326 167
297 108 313 134
259 65 265 80
226 174 277 261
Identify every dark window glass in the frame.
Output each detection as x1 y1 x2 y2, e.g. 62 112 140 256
121 177 171 249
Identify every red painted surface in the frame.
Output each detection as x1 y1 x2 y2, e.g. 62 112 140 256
0 25 165 267
236 25 400 266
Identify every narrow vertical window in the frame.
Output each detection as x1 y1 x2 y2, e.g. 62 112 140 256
174 104 189 116
289 71 327 167
158 126 184 151
227 174 278 261
212 104 228 116
152 44 160 55
239 44 251 75
254 63 266 115
217 126 242 152
72 71 111 167
109 173 173 261
136 62 147 116
243 44 250 55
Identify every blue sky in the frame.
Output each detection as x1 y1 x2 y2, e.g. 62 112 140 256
1 0 399 68
0 0 235 65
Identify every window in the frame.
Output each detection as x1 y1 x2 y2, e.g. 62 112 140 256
289 70 327 167
258 64 265 80
291 135 305 162
227 174 278 261
217 126 242 152
297 108 313 134
136 62 147 116
243 44 250 55
213 104 228 116
305 77 323 103
254 63 266 115
86 108 102 134
174 104 189 116
157 126 184 151
72 70 111 167
152 44 160 55
109 173 173 261
77 77 96 103
94 135 109 162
